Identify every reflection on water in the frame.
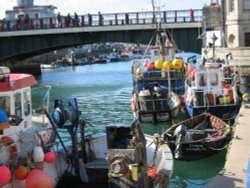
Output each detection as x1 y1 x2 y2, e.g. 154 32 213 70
33 61 226 187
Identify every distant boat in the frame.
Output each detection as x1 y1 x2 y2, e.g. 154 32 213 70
107 52 120 62
40 63 56 69
120 49 133 61
163 113 231 160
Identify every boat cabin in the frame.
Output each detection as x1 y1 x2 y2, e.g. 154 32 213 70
0 67 37 135
187 63 237 107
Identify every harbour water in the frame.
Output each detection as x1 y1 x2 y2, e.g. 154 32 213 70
34 61 227 187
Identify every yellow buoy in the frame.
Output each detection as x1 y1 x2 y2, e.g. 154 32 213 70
242 93 249 101
172 59 183 70
162 61 172 71
154 60 163 69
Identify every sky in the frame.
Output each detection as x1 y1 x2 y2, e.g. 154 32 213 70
0 0 211 19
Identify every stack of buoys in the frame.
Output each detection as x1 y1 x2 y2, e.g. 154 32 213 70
0 146 57 187
25 147 55 188
153 59 183 71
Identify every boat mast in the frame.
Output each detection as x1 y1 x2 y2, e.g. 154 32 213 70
152 0 173 96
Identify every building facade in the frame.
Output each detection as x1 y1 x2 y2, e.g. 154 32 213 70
5 0 57 20
202 0 250 65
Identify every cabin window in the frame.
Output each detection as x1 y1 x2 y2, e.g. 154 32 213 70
14 93 22 117
210 73 219 86
23 91 31 116
198 74 206 87
0 96 11 116
244 0 250 10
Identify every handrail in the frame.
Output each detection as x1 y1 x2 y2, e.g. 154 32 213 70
0 9 202 32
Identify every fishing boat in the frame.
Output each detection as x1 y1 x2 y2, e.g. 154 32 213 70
162 113 231 161
185 60 242 121
40 63 56 69
131 2 184 124
0 66 173 187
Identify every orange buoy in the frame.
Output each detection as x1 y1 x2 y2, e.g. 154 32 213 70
26 169 54 188
14 166 29 180
148 166 157 179
146 62 154 71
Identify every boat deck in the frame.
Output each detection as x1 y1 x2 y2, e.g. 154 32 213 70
205 104 250 188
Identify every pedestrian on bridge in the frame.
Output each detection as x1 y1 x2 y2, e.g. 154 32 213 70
74 12 79 27
57 12 61 27
98 11 103 26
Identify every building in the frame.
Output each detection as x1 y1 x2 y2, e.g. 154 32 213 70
5 0 57 20
202 0 250 65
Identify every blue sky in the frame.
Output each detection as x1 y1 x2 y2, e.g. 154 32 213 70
0 0 211 19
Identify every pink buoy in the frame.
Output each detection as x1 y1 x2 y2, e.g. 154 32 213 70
0 166 11 186
44 151 56 163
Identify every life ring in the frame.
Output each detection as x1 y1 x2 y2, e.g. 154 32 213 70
1 136 18 158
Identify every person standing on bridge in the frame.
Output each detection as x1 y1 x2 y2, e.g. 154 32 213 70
88 13 92 26
98 11 103 26
66 13 71 27
74 12 79 27
57 12 61 27
189 9 194 22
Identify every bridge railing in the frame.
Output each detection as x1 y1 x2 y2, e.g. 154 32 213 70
0 9 202 32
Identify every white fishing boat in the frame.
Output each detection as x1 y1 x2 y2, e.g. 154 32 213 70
0 66 173 188
40 63 56 69
185 60 242 121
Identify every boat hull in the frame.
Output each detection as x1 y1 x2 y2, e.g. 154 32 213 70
185 102 241 121
163 113 231 160
167 137 228 161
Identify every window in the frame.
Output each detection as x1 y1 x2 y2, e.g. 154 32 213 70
210 73 219 86
245 33 250 46
230 0 235 12
23 91 31 116
244 0 250 10
198 74 206 87
14 93 22 117
0 96 11 116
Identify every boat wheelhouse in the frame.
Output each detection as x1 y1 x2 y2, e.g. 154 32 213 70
185 62 242 121
0 67 54 163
